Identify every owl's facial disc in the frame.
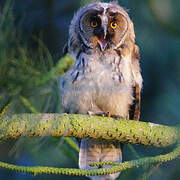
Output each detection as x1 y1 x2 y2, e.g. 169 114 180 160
79 7 128 52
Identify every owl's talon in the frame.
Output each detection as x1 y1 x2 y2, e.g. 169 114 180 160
87 111 94 116
87 111 124 119
107 111 111 118
87 112 110 117
111 115 124 119
92 112 112 118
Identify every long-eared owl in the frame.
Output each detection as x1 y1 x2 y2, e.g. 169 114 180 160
60 2 142 180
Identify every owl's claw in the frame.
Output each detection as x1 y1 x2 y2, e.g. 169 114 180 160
87 111 94 116
87 111 124 119
111 115 124 119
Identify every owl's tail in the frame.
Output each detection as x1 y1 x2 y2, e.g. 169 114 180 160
79 139 122 180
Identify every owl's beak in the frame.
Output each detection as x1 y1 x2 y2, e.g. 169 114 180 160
98 26 107 51
102 26 107 39
98 39 107 51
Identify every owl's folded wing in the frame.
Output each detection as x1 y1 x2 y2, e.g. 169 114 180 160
129 45 143 121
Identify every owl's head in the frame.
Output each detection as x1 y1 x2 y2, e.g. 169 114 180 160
68 2 135 54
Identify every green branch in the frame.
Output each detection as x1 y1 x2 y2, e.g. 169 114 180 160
0 114 179 147
0 142 179 176
0 113 179 176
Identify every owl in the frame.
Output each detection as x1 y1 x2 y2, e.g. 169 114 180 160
60 2 142 180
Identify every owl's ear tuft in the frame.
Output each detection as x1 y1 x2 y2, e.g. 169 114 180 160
63 43 68 55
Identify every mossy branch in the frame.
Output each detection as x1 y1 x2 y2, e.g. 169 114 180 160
0 113 179 176
0 142 180 176
0 113 179 147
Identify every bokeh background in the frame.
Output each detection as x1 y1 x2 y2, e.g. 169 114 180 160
0 0 180 179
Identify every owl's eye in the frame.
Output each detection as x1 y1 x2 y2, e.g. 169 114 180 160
110 22 117 29
90 20 98 28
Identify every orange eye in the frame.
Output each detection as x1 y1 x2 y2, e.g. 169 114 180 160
90 20 98 28
110 22 117 29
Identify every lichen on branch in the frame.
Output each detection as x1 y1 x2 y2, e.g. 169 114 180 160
0 113 179 147
0 113 179 176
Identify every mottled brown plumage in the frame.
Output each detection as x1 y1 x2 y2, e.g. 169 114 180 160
60 2 142 180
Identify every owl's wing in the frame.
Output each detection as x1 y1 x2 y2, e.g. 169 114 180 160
129 45 142 121
130 83 141 121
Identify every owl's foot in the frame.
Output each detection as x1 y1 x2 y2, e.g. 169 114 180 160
87 111 110 117
87 111 124 119
87 111 94 116
110 114 124 119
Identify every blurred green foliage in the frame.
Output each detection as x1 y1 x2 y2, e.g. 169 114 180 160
0 1 55 113
0 0 180 180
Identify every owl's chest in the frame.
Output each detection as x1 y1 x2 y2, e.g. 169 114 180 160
61 53 134 114
75 52 133 87
63 52 133 95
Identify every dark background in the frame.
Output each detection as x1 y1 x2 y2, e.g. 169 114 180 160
0 0 180 179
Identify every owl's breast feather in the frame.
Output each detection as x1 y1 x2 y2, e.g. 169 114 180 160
60 52 134 115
